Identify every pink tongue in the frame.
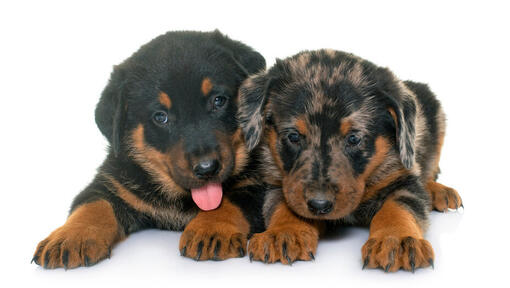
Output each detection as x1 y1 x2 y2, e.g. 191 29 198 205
191 183 223 211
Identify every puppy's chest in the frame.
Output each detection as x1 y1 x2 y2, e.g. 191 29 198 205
144 201 199 231
111 179 199 231
136 191 199 231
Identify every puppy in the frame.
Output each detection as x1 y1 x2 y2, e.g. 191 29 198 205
238 50 462 272
32 30 267 269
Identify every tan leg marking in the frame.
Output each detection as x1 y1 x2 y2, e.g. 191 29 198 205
426 181 463 211
179 198 249 261
33 200 124 269
362 199 434 272
248 203 321 264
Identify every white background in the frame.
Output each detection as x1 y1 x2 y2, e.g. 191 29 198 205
1 0 509 287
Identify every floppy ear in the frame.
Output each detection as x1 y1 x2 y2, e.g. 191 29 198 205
237 71 272 151
95 67 128 157
376 68 417 169
211 30 266 76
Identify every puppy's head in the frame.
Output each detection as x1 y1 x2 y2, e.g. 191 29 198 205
95 30 265 210
238 50 416 219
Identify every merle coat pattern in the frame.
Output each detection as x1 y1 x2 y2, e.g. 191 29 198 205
238 50 462 272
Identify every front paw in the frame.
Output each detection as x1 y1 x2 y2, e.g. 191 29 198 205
248 225 318 265
427 182 463 212
179 222 247 261
32 225 113 269
362 236 434 272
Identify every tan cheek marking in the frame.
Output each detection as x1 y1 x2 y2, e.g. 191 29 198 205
131 125 169 174
340 119 352 136
129 124 186 196
295 118 308 135
267 129 284 171
233 143 249 175
159 91 172 109
201 77 213 96
358 136 391 184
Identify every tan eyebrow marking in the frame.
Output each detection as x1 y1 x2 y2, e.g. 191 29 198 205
340 119 352 136
159 91 171 109
201 77 213 96
295 118 308 135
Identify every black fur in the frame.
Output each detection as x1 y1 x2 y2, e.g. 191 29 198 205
33 30 267 269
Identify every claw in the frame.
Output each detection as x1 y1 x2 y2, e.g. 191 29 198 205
180 246 187 257
195 241 203 261
385 248 395 272
107 247 112 259
249 253 253 262
286 255 293 266
264 254 269 263
213 241 221 261
362 257 369 270
238 247 245 258
453 196 459 209
457 202 464 213
44 251 50 268
84 255 90 267
429 259 434 269
281 242 292 265
444 196 449 211
408 247 416 273
309 252 315 261
31 256 39 265
62 250 69 270
282 242 289 264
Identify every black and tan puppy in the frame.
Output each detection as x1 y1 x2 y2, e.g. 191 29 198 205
238 50 462 272
32 30 267 269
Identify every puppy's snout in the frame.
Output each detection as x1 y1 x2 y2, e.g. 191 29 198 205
307 199 333 215
193 159 220 179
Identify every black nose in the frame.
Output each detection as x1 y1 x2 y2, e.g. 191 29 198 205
307 199 333 215
193 159 220 179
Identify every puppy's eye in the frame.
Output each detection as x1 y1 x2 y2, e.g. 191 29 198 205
287 132 301 144
153 111 168 124
213 96 227 109
347 133 361 146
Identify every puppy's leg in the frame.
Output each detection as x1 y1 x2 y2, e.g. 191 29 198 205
32 199 125 269
424 131 463 212
426 181 462 211
362 192 434 272
248 200 321 265
179 197 250 261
